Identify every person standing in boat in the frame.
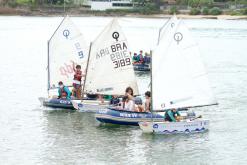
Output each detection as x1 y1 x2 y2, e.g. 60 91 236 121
58 81 71 100
72 63 83 99
164 109 181 122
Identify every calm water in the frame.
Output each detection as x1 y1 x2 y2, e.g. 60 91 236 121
0 16 247 164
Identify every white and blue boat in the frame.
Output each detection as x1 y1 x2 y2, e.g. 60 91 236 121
139 16 217 134
95 108 164 126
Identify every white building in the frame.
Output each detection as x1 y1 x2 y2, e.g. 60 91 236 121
90 0 133 11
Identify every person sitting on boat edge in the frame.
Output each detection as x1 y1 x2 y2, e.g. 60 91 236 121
143 52 151 64
119 86 135 111
122 95 135 111
125 86 134 99
144 91 151 112
138 50 144 64
136 91 151 112
72 63 83 99
58 81 71 100
132 53 139 64
164 109 181 122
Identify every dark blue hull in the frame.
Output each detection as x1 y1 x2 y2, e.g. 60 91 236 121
39 97 75 109
133 64 150 71
95 108 164 126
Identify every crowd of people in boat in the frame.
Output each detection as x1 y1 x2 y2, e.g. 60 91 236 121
131 50 151 65
110 87 151 113
56 62 181 122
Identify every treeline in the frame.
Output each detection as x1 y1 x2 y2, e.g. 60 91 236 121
1 0 247 15
168 0 247 15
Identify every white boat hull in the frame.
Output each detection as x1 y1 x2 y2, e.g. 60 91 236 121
71 100 109 112
139 119 209 134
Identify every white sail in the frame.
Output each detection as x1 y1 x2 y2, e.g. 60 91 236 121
157 15 178 45
153 16 179 76
152 20 217 110
84 19 139 95
48 16 88 90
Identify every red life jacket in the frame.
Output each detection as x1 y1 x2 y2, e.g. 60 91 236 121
74 70 82 81
61 87 67 97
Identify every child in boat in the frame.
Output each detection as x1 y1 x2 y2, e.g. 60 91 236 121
72 63 83 99
115 87 135 111
144 91 151 112
164 109 181 122
136 91 151 112
132 53 139 64
143 52 151 64
138 50 144 64
122 95 135 111
58 81 71 100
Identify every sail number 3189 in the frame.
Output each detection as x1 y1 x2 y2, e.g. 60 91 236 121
113 58 131 69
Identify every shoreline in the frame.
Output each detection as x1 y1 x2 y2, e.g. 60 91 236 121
0 7 247 20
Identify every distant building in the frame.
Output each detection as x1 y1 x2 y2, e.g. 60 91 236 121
90 0 133 11
163 0 177 5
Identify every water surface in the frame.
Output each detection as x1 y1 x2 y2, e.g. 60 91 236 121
0 16 247 164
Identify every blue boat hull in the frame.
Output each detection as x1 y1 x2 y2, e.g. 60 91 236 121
39 97 75 109
95 108 164 126
133 64 150 71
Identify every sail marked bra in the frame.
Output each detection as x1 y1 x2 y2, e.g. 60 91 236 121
84 19 139 95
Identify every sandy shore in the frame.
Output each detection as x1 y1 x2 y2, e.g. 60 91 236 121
1 7 247 20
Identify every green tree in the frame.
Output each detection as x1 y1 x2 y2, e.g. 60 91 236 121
188 0 214 8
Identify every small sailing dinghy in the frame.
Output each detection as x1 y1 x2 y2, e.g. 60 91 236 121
73 18 137 112
39 16 89 109
90 19 164 125
139 17 217 134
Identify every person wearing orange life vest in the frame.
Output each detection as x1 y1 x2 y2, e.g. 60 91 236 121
72 63 83 99
58 81 71 100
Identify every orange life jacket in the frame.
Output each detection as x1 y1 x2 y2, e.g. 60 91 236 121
74 70 82 81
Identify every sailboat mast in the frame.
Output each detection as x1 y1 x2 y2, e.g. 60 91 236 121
150 55 154 122
82 42 92 98
47 40 50 97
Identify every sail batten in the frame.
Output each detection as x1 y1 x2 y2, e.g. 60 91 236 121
152 18 217 111
84 19 139 95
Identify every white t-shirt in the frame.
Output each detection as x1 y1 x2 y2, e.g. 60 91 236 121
124 100 135 111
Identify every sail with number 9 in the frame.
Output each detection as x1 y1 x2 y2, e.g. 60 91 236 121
48 16 88 91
